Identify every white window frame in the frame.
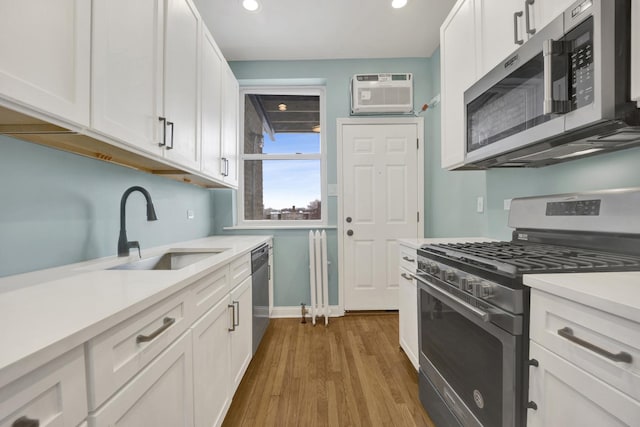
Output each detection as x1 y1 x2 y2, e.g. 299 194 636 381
237 86 327 228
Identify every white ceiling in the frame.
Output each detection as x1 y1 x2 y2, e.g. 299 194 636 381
194 0 457 61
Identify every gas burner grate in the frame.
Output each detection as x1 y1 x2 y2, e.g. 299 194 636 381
422 242 640 273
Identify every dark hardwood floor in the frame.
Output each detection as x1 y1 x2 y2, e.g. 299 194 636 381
222 314 435 427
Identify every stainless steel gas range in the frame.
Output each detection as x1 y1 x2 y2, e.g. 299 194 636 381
414 188 640 427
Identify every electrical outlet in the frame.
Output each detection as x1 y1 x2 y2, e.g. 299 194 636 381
504 199 512 210
476 196 484 213
187 209 194 220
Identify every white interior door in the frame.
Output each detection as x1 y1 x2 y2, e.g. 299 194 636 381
341 122 421 310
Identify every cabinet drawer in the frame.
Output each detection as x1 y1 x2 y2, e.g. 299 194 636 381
229 253 251 287
399 245 417 273
528 341 640 427
86 289 190 409
189 264 230 321
88 331 194 427
530 290 640 400
0 346 87 427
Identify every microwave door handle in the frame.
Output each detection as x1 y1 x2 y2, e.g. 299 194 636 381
543 39 571 115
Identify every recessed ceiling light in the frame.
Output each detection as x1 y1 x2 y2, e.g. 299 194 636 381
242 0 260 12
278 103 287 111
391 0 408 8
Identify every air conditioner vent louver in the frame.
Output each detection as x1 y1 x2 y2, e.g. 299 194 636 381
351 73 413 114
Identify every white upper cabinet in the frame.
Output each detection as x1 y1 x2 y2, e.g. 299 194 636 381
478 0 574 75
440 0 479 169
0 0 90 126
478 0 528 75
200 27 225 181
163 0 201 171
221 63 240 188
91 0 164 157
633 0 640 105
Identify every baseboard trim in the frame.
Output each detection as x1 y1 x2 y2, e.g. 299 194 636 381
270 305 344 318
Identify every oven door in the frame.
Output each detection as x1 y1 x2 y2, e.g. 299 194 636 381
417 276 522 427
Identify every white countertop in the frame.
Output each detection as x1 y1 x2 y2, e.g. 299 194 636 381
0 235 270 388
524 272 640 323
397 237 496 249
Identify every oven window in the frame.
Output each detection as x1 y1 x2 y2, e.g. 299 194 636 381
466 54 553 153
420 288 503 427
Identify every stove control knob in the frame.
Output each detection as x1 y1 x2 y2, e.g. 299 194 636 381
442 270 456 282
428 263 440 276
460 277 477 293
478 283 494 298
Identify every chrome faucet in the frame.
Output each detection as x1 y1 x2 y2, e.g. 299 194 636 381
118 186 158 257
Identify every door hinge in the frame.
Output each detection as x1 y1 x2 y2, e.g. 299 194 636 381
417 212 420 222
416 138 419 149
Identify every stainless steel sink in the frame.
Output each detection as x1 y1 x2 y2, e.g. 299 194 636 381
108 249 226 271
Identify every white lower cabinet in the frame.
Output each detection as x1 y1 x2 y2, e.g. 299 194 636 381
88 331 194 427
527 288 640 426
528 341 640 427
192 298 231 427
398 243 418 370
229 276 253 392
0 346 87 427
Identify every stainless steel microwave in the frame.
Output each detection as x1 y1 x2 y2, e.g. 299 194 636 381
463 0 640 168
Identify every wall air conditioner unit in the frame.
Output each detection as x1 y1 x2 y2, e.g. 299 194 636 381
350 73 413 114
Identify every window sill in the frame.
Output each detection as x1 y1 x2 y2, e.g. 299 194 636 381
224 225 337 231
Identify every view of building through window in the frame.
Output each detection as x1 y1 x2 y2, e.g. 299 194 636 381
242 93 322 221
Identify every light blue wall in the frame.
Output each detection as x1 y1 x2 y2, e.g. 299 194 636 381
220 57 491 308
0 135 215 277
485 147 640 239
423 49 488 238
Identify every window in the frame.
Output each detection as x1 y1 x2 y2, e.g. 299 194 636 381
239 87 326 226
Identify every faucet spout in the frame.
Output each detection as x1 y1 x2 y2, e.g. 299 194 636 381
118 186 158 257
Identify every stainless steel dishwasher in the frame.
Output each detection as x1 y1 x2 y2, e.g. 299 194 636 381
251 244 270 354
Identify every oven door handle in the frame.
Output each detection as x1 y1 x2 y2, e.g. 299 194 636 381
413 274 491 322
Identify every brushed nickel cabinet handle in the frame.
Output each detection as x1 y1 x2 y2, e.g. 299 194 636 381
228 304 236 332
557 327 633 363
233 301 240 327
401 273 413 281
136 317 176 343
402 256 415 263
525 0 536 35
514 11 524 45
12 416 39 427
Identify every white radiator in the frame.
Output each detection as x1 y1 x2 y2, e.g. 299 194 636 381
308 230 329 326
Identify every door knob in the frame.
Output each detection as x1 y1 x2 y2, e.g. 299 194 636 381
347 229 354 236
346 217 352 223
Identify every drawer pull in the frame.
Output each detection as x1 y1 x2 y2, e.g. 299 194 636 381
12 416 39 427
402 256 415 263
136 317 176 343
401 273 413 281
557 327 633 364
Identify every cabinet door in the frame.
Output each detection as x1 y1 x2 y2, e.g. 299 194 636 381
440 0 478 169
398 266 418 371
92 0 164 156
89 332 194 427
200 27 225 181
164 0 201 170
192 298 231 427
537 0 576 32
527 342 640 427
632 0 640 105
0 347 87 427
0 0 90 126
229 276 252 392
478 0 524 74
221 63 240 187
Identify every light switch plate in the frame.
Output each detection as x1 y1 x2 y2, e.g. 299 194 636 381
187 209 194 219
476 196 484 213
504 199 512 210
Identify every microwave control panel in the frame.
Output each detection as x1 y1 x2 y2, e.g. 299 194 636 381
569 18 594 110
